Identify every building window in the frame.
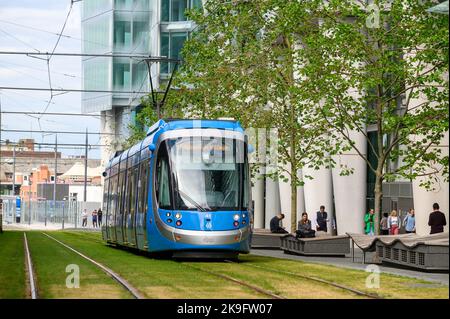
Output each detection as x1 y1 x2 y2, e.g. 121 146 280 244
160 32 188 74
114 16 132 48
161 0 202 22
113 59 131 89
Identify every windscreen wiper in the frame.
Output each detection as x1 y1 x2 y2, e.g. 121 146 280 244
178 189 210 212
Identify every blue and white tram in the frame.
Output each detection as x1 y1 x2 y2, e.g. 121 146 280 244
101 119 253 258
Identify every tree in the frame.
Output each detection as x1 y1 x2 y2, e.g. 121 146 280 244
139 0 336 232
299 0 449 223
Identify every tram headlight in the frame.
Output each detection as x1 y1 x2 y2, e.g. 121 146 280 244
175 212 182 219
233 214 240 221
233 221 239 227
166 212 171 217
176 220 182 226
242 213 246 218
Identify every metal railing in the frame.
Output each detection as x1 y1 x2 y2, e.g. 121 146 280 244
1 198 102 229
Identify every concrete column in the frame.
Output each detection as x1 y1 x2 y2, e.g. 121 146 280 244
413 131 449 235
251 171 265 229
100 109 116 168
264 177 281 230
331 130 367 235
302 166 333 233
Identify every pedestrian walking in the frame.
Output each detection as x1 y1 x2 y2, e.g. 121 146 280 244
380 212 389 235
316 205 329 233
364 208 375 235
97 208 103 227
82 209 88 227
403 209 416 234
428 203 447 234
92 209 98 228
388 210 400 235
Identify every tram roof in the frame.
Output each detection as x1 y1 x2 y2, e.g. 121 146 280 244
105 118 245 169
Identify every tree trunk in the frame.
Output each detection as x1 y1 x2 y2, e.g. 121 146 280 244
374 170 383 235
291 181 297 233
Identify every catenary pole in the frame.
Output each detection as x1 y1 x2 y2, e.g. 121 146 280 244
84 128 88 203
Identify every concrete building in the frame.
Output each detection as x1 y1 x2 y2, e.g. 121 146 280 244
81 0 202 166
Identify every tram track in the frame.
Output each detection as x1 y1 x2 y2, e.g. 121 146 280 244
23 233 38 299
224 259 383 299
41 232 145 299
180 262 286 299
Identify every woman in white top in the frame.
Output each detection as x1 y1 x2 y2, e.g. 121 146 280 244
387 210 400 235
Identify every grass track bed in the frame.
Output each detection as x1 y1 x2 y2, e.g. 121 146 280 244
2 230 448 299
25 232 132 299
0 231 26 298
49 231 266 298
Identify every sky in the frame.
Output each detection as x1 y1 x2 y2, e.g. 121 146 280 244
0 0 101 159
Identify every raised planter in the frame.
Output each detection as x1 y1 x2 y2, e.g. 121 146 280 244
281 234 350 256
375 241 449 271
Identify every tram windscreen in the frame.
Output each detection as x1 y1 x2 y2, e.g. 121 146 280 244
166 136 248 211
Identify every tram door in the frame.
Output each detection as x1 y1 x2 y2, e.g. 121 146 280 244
136 158 150 250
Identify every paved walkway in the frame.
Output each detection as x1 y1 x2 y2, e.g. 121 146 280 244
250 248 449 285
2 222 101 231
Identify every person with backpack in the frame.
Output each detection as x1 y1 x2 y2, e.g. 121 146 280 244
380 212 389 235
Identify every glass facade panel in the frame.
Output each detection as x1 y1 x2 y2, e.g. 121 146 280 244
132 62 148 90
114 12 132 50
113 59 131 90
160 32 188 74
161 0 201 22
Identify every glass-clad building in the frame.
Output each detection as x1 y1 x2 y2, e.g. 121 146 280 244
82 0 152 113
81 0 202 165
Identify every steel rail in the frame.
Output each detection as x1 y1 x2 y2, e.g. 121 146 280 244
42 232 145 299
23 233 38 299
225 260 383 299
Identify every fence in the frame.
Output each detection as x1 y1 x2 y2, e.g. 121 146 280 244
1 198 101 229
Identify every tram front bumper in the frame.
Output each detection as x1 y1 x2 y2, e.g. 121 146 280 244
157 221 251 246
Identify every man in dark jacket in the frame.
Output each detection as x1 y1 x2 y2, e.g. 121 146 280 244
316 205 328 233
428 203 447 234
270 214 288 233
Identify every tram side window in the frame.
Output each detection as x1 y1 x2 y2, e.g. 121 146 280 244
103 176 109 219
129 166 137 219
118 171 125 216
110 174 118 226
156 147 171 209
140 159 149 213
125 167 132 218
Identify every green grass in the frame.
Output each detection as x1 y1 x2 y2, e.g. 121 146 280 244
196 255 449 299
25 232 133 299
48 231 266 298
56 231 448 299
2 230 448 299
0 231 26 298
